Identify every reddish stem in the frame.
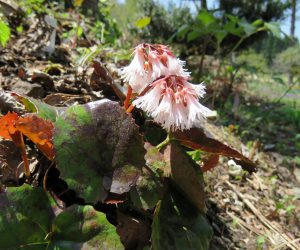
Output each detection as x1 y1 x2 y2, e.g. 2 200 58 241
124 86 133 109
11 132 30 178
126 104 135 113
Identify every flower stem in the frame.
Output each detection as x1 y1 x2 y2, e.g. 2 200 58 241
124 86 132 109
156 132 174 151
11 132 30 179
126 104 135 113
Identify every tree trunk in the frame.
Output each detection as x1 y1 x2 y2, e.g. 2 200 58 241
290 0 296 38
201 0 207 10
289 0 296 84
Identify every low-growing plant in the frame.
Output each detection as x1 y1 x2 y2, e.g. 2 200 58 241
0 44 256 249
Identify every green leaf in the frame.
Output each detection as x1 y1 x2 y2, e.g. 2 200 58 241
272 76 285 85
77 25 83 37
0 20 11 48
264 22 281 38
13 93 61 122
74 0 84 7
50 205 123 249
197 10 216 27
226 14 239 23
135 17 151 29
224 21 243 37
151 185 213 250
238 20 255 35
0 184 123 249
214 30 227 45
251 19 264 27
54 99 145 203
187 150 202 162
187 30 202 42
177 24 190 38
0 184 53 249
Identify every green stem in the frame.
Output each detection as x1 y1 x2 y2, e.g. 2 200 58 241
156 132 174 151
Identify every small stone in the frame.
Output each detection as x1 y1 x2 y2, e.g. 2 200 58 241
11 80 46 98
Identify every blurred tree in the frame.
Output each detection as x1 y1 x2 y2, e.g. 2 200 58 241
122 0 193 44
139 0 192 41
253 35 294 65
218 0 290 22
214 0 290 55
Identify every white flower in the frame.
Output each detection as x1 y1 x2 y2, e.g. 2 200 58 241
133 75 212 131
121 43 190 94
120 44 151 93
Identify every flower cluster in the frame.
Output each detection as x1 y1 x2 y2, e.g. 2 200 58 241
121 43 189 93
121 43 212 131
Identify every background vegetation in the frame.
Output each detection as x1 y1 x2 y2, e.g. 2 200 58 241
0 0 299 249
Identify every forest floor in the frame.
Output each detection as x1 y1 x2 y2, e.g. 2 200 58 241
0 15 299 250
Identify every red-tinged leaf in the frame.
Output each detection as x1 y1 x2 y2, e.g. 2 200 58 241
202 154 219 172
163 142 206 212
15 115 54 160
104 193 127 205
10 130 30 177
0 112 31 177
0 112 54 177
173 128 256 173
0 112 19 140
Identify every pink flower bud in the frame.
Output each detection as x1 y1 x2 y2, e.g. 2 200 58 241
121 43 190 94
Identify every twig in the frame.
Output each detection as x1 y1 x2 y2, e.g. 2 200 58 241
274 78 299 104
42 161 55 192
271 238 300 250
225 180 300 250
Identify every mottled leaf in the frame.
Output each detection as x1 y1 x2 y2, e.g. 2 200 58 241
174 128 256 173
130 143 165 210
0 184 54 249
54 99 145 203
49 205 123 250
152 186 213 250
110 165 141 194
0 184 123 249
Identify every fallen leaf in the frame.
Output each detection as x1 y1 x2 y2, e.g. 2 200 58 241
0 112 19 140
15 115 54 159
